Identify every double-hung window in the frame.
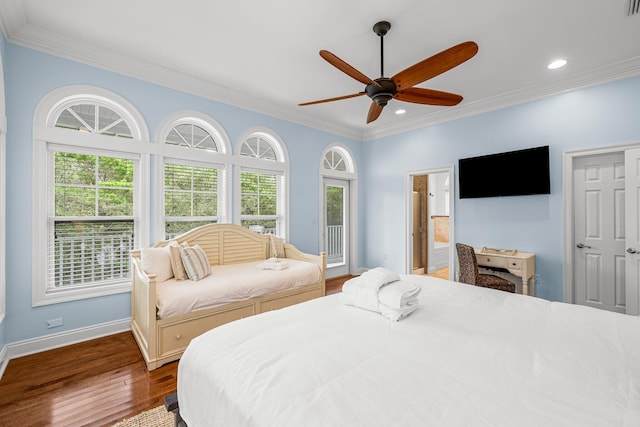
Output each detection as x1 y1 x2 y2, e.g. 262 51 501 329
32 86 149 306
157 113 230 239
237 131 288 238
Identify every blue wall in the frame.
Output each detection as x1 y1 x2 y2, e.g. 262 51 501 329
362 77 640 301
3 37 640 346
3 43 361 343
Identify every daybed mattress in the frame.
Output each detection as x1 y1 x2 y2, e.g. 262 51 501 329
178 274 640 427
156 259 322 319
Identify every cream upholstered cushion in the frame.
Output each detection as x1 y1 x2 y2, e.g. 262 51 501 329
180 244 211 281
141 246 174 283
270 235 285 258
168 240 188 281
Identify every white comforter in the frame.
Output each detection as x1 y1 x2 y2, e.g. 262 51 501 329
156 259 322 318
178 275 640 427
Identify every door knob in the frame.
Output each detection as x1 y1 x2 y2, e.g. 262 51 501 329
576 243 592 249
627 248 638 254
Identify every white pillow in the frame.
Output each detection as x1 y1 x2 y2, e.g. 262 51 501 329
180 244 211 281
140 246 174 283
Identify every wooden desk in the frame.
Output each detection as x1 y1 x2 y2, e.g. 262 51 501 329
474 249 536 296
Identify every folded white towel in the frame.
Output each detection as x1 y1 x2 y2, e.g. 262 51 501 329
341 274 420 321
256 258 289 271
359 267 401 289
379 302 419 321
346 267 401 311
378 280 421 310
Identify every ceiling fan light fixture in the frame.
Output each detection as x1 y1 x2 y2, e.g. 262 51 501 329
395 109 406 115
299 21 478 123
547 59 568 70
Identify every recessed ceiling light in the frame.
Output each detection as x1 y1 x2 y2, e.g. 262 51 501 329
395 109 406 115
547 59 568 70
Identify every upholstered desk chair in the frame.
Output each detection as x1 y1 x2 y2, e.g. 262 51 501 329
455 243 516 293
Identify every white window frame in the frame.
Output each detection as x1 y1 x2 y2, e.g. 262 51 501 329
235 127 289 240
319 143 358 276
154 111 231 241
32 86 150 306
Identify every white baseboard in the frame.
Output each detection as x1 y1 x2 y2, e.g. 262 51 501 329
0 344 8 379
4 318 131 364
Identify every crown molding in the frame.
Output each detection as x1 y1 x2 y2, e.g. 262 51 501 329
0 0 26 41
2 22 364 141
2 5 640 143
362 55 640 141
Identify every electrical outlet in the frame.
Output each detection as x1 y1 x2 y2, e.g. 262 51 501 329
47 317 63 328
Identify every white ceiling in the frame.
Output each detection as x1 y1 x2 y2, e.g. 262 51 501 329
1 0 640 141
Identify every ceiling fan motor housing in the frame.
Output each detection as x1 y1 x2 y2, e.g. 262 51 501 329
366 78 397 106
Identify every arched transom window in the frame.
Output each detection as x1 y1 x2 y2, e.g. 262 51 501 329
321 144 356 176
164 123 219 152
323 148 349 172
240 135 277 160
55 103 134 138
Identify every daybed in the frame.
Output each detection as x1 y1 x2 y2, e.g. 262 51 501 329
130 223 326 371
176 274 640 427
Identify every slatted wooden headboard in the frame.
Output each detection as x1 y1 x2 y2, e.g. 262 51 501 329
153 223 271 265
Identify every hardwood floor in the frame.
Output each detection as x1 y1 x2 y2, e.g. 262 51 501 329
428 266 450 280
325 274 354 295
0 331 178 426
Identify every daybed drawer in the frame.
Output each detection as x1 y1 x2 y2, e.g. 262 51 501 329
158 305 255 357
261 288 321 312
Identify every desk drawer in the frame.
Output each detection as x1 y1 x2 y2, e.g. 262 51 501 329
476 254 506 269
506 259 523 271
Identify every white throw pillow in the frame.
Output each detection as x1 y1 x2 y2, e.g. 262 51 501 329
140 246 174 283
180 244 211 281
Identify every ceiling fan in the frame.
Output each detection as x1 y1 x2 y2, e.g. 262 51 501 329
299 21 478 124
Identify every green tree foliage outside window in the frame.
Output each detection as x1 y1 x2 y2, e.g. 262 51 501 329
240 171 278 233
164 163 218 238
240 171 276 216
326 186 344 226
52 151 135 288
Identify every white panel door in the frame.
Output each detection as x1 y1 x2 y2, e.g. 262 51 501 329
625 147 640 315
573 153 626 313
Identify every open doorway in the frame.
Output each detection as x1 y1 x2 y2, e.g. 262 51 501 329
406 167 454 280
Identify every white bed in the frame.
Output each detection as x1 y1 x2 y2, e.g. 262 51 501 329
177 275 640 427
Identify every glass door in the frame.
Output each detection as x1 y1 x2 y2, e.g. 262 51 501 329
324 178 349 278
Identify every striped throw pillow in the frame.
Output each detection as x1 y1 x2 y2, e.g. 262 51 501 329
270 235 285 258
180 244 211 281
168 240 188 281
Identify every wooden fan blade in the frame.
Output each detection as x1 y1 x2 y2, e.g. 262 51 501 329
392 41 478 91
394 87 463 106
298 92 365 106
367 102 383 123
320 50 381 88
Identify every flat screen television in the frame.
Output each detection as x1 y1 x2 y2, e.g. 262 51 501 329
458 145 550 199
